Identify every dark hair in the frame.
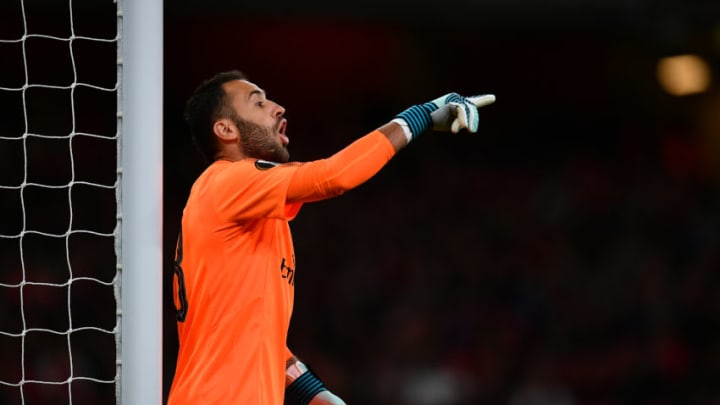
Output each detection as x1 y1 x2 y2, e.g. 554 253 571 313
184 70 247 162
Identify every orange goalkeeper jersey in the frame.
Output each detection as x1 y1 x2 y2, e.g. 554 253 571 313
168 130 395 405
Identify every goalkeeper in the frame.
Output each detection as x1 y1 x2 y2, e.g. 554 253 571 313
168 70 495 405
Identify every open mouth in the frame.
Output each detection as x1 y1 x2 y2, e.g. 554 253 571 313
278 118 289 146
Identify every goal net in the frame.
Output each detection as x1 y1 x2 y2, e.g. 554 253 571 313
0 0 162 403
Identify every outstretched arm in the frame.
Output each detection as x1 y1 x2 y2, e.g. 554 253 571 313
285 129 396 203
285 93 495 203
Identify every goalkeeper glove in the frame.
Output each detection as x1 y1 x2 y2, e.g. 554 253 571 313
393 92 495 142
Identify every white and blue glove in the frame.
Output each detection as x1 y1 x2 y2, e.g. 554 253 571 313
393 92 496 142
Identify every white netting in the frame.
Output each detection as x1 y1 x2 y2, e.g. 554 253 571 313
0 0 120 403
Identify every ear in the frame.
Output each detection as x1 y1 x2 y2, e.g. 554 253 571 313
213 118 239 142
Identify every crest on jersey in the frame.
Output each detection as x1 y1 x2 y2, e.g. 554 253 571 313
254 159 279 170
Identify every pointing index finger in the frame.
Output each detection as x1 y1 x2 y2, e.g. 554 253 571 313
467 94 496 108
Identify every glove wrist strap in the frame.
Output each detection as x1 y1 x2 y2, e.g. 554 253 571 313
286 368 328 405
393 102 436 140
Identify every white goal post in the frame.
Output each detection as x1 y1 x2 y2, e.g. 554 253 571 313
118 0 163 404
0 0 162 403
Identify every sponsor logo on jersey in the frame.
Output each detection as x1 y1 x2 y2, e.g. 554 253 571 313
280 256 295 286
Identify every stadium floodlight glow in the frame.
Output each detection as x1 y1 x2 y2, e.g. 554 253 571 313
657 54 712 96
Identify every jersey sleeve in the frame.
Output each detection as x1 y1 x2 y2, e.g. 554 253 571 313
208 129 395 221
286 130 396 203
210 160 302 222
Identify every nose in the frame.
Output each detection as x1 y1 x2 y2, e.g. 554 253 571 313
273 102 285 118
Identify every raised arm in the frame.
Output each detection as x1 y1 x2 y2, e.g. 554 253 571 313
286 92 495 203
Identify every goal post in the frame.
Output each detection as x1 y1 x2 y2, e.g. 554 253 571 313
0 0 162 403
118 0 164 404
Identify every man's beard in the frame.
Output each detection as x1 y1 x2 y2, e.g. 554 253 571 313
233 116 289 163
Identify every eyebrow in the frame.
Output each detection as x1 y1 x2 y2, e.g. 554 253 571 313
248 89 266 100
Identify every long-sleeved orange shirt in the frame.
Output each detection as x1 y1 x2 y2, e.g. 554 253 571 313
168 130 395 404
